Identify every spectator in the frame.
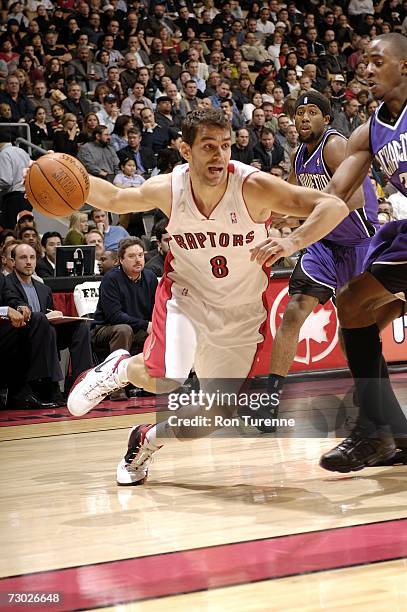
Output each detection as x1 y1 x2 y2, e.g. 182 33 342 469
140 107 170 154
15 209 36 234
78 125 120 183
100 249 119 275
0 271 63 409
96 93 120 135
49 102 65 134
78 112 100 144
62 81 91 128
253 128 284 172
113 157 145 189
329 74 347 117
145 220 169 278
242 91 264 123
0 126 31 229
282 124 299 173
65 45 101 94
53 113 80 156
0 74 35 122
247 107 266 148
322 40 348 76
6 242 93 393
120 81 153 116
179 80 201 116
117 127 155 177
30 81 53 122
1 239 20 275
155 95 180 129
0 230 17 253
120 54 148 95
85 229 105 273
110 114 133 152
220 97 244 132
332 98 363 137
43 29 72 65
36 231 62 279
90 209 129 251
64 212 89 246
91 237 157 399
17 226 42 259
275 114 292 147
29 106 53 154
104 65 124 103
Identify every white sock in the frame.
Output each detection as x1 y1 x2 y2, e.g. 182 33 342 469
146 421 177 449
117 357 130 385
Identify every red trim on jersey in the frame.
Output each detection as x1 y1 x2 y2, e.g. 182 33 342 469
143 253 175 378
247 264 271 379
228 162 235 173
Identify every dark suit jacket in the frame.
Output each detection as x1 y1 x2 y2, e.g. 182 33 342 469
253 142 284 172
0 273 26 309
36 257 55 279
117 145 156 173
5 272 53 313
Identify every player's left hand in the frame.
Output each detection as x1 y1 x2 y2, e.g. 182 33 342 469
250 237 296 267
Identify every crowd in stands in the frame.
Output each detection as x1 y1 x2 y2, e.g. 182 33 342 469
1 0 407 408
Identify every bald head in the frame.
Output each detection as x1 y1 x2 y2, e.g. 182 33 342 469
373 33 407 59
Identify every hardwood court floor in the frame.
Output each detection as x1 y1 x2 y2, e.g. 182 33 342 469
0 377 406 611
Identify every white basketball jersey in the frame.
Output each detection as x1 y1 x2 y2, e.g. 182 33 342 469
166 161 269 307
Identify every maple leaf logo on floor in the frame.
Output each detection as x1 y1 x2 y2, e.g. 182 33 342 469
269 287 339 365
296 308 332 364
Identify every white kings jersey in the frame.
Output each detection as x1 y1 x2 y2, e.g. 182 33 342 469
165 161 270 308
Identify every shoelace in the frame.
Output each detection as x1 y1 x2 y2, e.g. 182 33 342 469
84 371 122 400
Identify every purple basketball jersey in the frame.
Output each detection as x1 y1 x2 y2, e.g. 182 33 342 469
364 103 407 265
295 128 379 246
370 102 407 196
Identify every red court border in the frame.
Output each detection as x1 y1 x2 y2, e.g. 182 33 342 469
1 519 406 611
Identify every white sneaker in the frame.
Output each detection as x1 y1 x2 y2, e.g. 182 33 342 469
68 349 130 416
117 424 159 486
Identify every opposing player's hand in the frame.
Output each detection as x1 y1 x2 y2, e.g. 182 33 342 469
250 237 296 267
272 216 300 230
8 307 26 328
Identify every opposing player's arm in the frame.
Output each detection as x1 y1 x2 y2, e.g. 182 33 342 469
86 174 172 215
245 171 348 252
270 162 301 229
324 122 373 204
324 133 367 211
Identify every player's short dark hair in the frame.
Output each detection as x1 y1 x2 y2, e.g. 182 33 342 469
182 108 231 146
118 237 145 260
154 219 169 242
41 231 63 248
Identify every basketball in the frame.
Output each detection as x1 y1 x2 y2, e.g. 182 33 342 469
25 152 90 218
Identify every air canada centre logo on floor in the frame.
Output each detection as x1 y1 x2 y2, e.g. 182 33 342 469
269 287 339 365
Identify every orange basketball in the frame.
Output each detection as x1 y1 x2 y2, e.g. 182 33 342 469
25 152 90 218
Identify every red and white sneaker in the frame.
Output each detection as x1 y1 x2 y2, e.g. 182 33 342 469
68 349 130 416
117 424 159 486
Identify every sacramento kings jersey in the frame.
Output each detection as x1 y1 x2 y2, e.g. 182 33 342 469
294 128 379 246
165 162 269 308
370 102 407 196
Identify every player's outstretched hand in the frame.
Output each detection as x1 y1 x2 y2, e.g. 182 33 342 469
250 237 296 267
22 151 55 182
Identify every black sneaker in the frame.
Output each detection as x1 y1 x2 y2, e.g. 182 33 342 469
320 429 396 473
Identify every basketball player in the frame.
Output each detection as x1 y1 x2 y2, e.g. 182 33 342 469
67 108 348 486
253 92 379 432
319 33 407 471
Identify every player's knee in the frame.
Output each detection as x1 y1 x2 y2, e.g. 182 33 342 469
282 295 314 328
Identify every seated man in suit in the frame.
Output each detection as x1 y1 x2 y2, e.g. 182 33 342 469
91 237 157 400
6 243 93 393
117 127 156 177
36 231 63 279
0 272 63 409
